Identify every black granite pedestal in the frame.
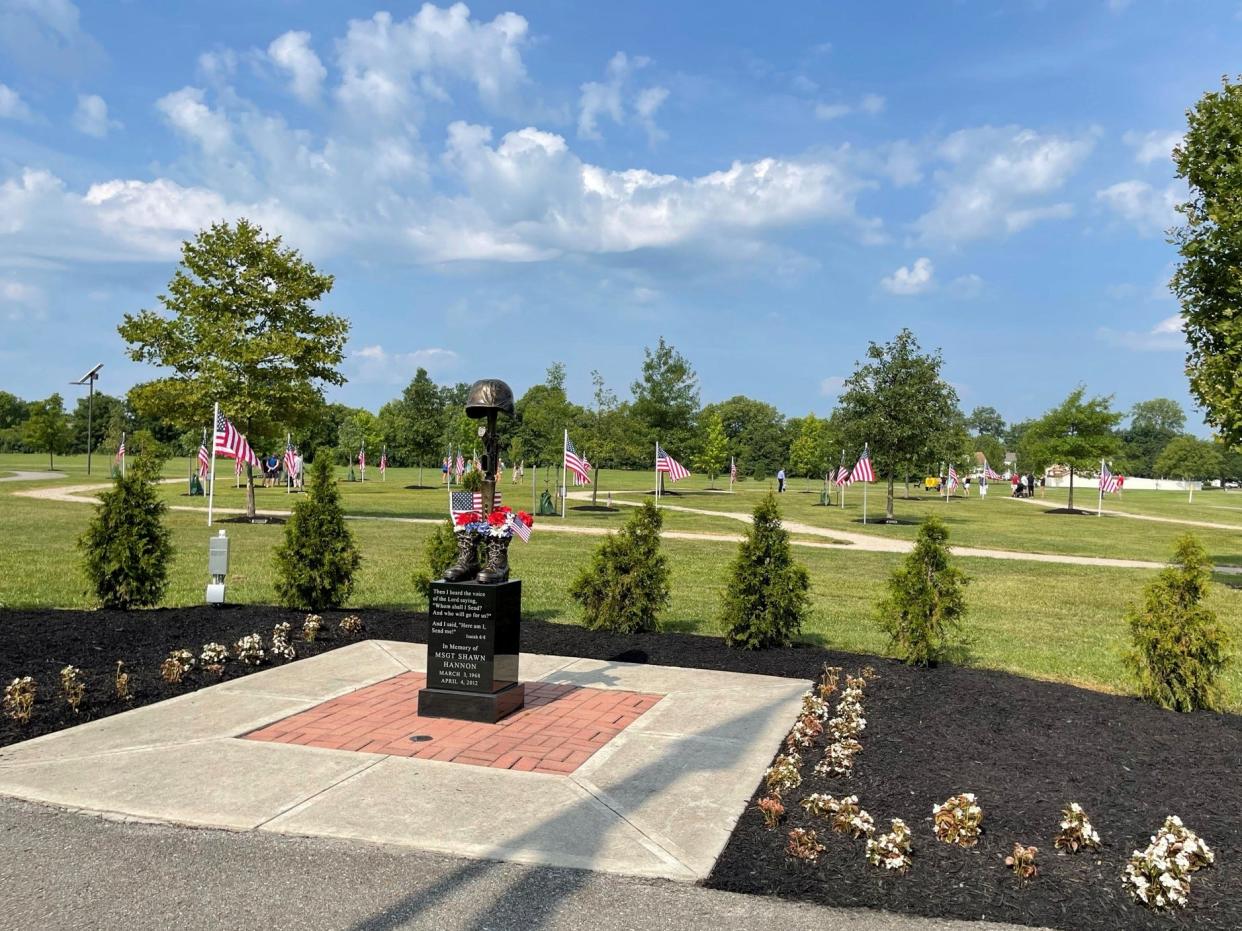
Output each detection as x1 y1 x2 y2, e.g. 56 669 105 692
417 579 525 723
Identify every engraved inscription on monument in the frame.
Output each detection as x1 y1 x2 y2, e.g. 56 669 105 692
427 586 494 692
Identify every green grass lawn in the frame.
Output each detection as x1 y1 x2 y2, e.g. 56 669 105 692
2 453 1241 709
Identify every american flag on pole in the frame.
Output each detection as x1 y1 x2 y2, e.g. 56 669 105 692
236 434 259 468
834 452 852 486
450 490 503 519
983 459 1001 480
730 457 737 482
656 444 690 482
283 436 297 476
213 410 242 458
114 436 125 463
358 446 366 469
455 451 466 478
197 442 211 478
565 435 592 485
947 464 959 490
849 445 875 483
379 447 388 475
1099 462 1120 494
507 511 532 542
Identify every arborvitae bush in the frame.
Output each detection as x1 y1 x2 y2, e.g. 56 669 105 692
1124 535 1232 712
78 456 173 609
413 518 458 598
570 500 669 633
274 452 361 610
876 515 968 665
461 468 485 493
722 492 810 649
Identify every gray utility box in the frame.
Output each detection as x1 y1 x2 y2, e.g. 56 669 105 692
208 531 229 577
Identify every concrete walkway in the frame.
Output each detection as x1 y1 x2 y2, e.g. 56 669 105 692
1005 491 1242 532
0 797 1037 931
0 642 808 883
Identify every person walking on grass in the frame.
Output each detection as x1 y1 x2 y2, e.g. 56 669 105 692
777 468 786 493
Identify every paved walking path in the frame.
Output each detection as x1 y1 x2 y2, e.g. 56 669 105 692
566 491 1183 572
0 797 1036 931
1005 492 1242 532
0 469 65 482
16 480 1193 571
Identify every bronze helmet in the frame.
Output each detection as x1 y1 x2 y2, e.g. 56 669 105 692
465 378 515 419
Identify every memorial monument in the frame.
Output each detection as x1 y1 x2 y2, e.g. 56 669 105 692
418 379 529 723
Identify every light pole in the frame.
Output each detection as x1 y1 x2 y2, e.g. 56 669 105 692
71 364 103 476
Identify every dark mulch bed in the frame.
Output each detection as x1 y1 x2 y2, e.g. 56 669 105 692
1 608 1239 929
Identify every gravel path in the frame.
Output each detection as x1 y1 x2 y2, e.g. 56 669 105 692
0 470 65 482
0 797 1036 931
1004 492 1242 531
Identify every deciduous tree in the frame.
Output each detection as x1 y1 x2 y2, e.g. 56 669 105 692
118 219 348 517
1021 387 1121 510
23 393 70 469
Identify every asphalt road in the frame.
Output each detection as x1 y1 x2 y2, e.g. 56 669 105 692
0 798 1034 931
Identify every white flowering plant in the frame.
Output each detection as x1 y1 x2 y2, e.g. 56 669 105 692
1123 815 1214 910
786 713 824 750
270 622 296 661
234 633 266 666
1054 802 1101 854
815 738 862 777
764 752 803 796
800 691 830 721
3 676 36 724
866 818 913 872
933 793 984 848
160 649 195 684
200 642 228 675
59 665 85 712
786 827 825 862
338 614 365 638
302 613 323 643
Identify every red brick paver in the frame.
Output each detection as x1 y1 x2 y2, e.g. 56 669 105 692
244 673 662 775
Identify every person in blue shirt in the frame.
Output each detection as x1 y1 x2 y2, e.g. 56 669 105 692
777 468 786 493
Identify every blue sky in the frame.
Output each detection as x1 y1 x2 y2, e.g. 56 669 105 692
0 1 1233 430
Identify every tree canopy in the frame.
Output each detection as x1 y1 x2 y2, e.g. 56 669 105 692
118 219 349 514
836 329 964 519
631 336 699 454
1173 76 1242 447
1021 387 1121 509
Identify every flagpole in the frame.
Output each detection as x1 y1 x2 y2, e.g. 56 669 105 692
1098 459 1104 517
862 474 868 524
839 448 845 510
561 429 568 518
729 456 735 493
360 442 365 484
207 404 218 528
120 432 126 478
655 442 660 506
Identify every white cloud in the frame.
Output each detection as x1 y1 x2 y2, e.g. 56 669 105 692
0 0 104 77
820 375 846 396
578 51 668 144
882 140 922 187
156 87 233 153
814 103 851 121
1097 314 1184 351
424 122 865 261
634 85 669 144
267 31 326 104
334 6 530 119
1096 179 1179 234
948 273 983 297
859 93 886 114
815 94 885 121
0 83 32 121
1122 129 1181 165
881 256 935 295
72 94 118 137
349 344 459 382
915 125 1094 243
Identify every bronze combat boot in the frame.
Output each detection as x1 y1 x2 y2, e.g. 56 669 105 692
474 536 511 584
442 530 481 582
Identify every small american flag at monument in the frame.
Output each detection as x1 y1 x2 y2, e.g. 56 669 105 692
508 511 532 542
656 444 690 482
565 435 592 485
849 445 875 483
450 490 503 519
